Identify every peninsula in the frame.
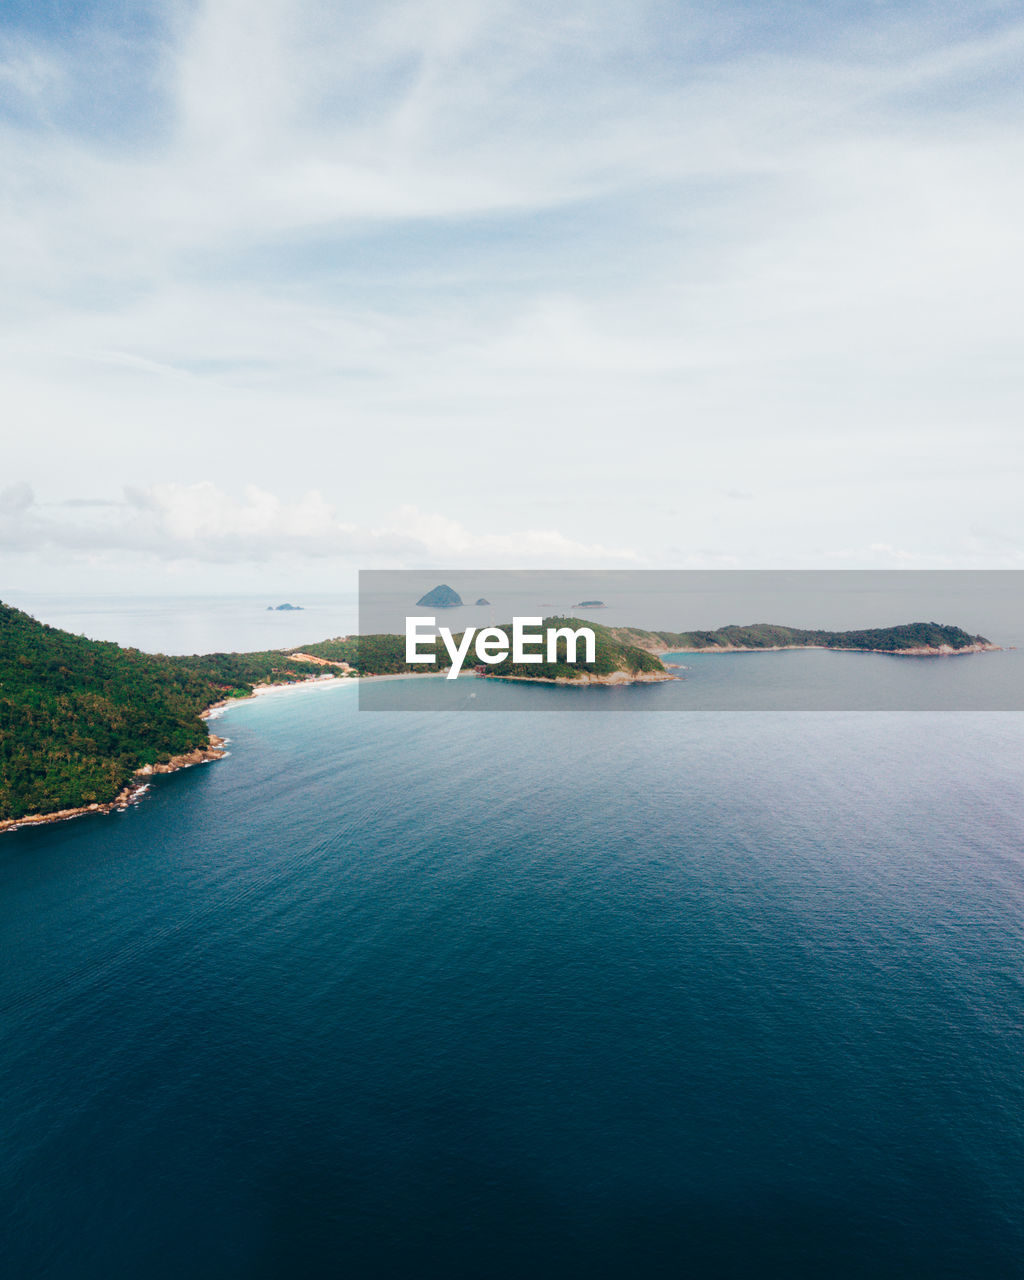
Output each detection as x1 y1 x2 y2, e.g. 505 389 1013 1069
0 602 332 831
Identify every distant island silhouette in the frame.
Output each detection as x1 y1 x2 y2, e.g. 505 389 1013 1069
415 585 463 608
267 603 303 611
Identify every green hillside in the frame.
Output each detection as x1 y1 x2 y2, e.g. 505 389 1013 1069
298 634 413 674
0 604 323 821
300 618 666 680
479 617 665 680
610 621 990 653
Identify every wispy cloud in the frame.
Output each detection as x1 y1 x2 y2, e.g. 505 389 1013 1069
0 482 640 568
2 2 1023 585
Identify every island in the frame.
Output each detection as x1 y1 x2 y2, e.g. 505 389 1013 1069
415 584 463 608
475 598 491 606
267 603 303 611
604 621 997 657
0 601 1000 832
574 600 606 608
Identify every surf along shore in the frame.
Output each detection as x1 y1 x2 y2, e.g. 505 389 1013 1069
0 734 230 835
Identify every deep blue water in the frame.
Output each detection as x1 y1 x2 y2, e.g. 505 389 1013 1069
3 683 1024 1278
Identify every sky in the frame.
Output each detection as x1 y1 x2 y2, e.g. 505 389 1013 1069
1 0 1023 594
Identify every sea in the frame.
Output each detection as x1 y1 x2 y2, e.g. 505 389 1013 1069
2 596 1024 1277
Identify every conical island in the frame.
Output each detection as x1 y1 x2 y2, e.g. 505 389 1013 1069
415 584 463 608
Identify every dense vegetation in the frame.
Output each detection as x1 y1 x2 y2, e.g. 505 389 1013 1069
299 634 416 674
177 649 328 688
0 604 324 821
481 618 665 680
610 621 990 653
0 604 444 819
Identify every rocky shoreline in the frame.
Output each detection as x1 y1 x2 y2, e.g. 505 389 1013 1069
0 735 228 835
0 670 355 835
479 670 677 686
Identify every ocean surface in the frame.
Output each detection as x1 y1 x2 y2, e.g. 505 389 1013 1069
357 647 1024 711
3 602 1024 1277
0 592 360 654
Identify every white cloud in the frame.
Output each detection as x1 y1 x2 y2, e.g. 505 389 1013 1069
1 2 1023 585
0 482 639 568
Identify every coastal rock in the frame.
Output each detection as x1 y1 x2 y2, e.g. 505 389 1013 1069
145 737 227 774
0 734 229 835
479 669 675 687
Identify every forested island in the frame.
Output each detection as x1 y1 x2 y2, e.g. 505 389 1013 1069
296 619 667 684
0 602 998 828
607 621 997 656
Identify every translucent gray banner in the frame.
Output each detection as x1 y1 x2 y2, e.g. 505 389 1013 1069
356 570 1024 711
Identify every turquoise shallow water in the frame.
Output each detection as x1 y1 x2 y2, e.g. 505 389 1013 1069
3 682 1024 1277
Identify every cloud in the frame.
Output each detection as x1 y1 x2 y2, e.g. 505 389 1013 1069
1 2 1023 581
0 482 639 567
867 542 921 563
0 482 34 515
